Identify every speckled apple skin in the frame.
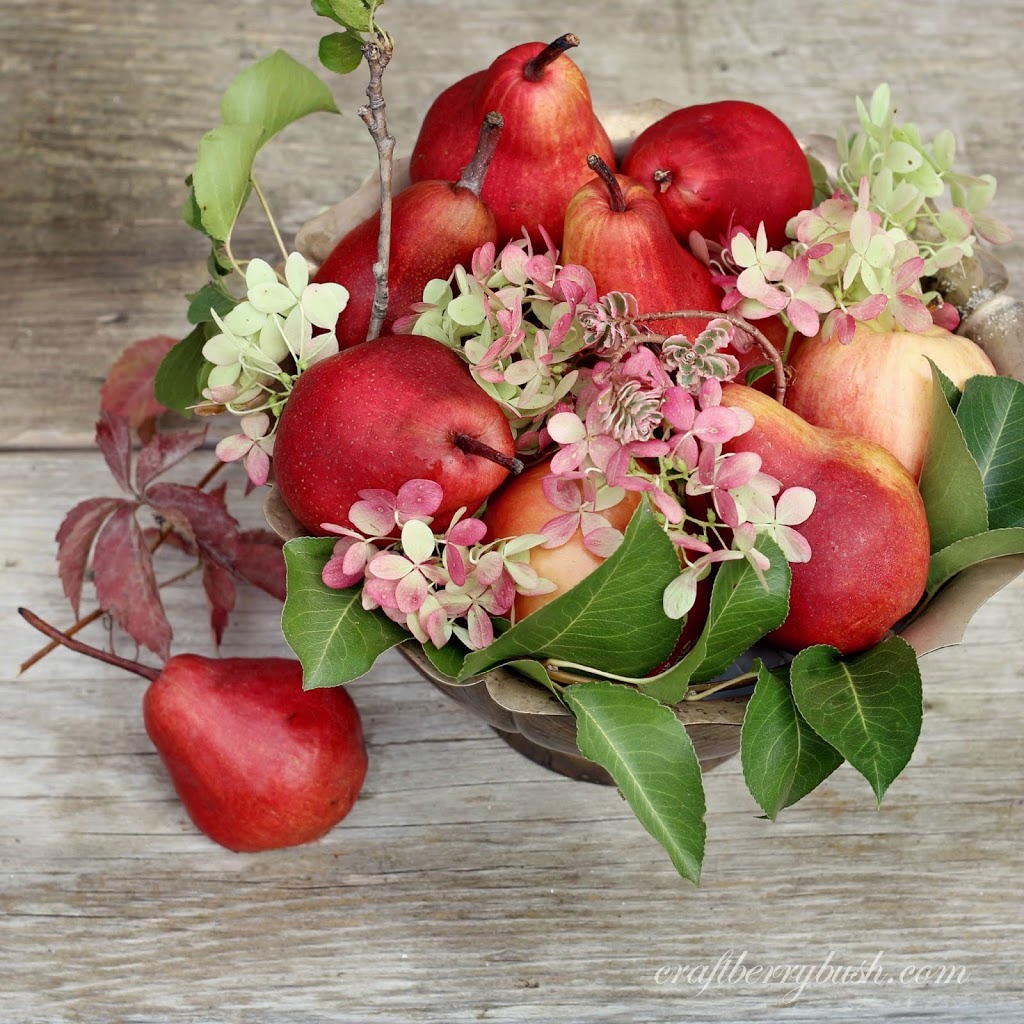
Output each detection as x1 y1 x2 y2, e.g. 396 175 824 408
273 334 516 535
721 383 931 654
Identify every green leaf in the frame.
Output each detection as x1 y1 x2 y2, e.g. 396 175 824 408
933 363 961 411
282 537 408 688
744 363 775 387
181 179 204 233
563 681 706 884
220 49 339 138
918 362 988 552
422 638 468 682
459 502 680 680
641 536 791 705
956 375 1024 529
153 325 208 414
927 527 1024 594
191 123 264 242
790 637 922 803
312 0 374 31
740 662 843 819
186 282 238 325
319 31 365 74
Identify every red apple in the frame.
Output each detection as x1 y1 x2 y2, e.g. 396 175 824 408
272 335 520 536
622 100 814 249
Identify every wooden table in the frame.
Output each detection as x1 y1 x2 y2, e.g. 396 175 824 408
4 1 1022 1020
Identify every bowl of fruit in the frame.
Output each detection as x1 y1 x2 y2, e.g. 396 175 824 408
29 9 1024 884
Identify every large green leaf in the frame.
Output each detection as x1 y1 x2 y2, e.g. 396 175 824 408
282 537 408 688
918 363 988 552
186 282 238 325
459 502 680 680
641 536 791 705
220 49 339 138
957 375 1024 530
563 681 706 884
191 123 263 243
312 0 375 31
927 527 1024 594
790 637 922 803
740 662 843 819
192 51 339 241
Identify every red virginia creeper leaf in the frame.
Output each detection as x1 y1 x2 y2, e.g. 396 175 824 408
202 559 236 647
135 426 208 491
234 529 287 601
95 412 134 495
55 496 130 616
99 336 177 429
145 482 239 568
93 504 172 660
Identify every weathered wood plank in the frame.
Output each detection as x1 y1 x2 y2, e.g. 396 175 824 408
3 450 1022 1021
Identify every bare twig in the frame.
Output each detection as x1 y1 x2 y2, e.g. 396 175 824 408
357 37 396 342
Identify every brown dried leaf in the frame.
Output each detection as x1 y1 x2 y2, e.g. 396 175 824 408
135 427 208 491
99 336 177 428
93 504 172 660
234 529 287 601
56 496 129 616
95 412 133 495
145 482 240 568
202 559 236 647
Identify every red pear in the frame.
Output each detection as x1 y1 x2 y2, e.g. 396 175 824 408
622 100 814 248
787 323 997 479
314 112 503 348
720 385 930 654
409 34 615 246
273 334 521 536
561 156 723 341
19 610 367 853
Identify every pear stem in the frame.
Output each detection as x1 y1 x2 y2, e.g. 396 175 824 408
453 434 524 475
456 112 504 197
19 608 160 682
357 39 396 342
523 33 579 82
642 309 788 406
587 154 627 213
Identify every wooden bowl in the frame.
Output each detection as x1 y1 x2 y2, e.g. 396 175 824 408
277 102 1024 783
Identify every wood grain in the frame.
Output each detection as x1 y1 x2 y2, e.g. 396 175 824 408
3 0 1023 1020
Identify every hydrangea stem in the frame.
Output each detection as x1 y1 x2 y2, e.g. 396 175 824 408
641 309 788 406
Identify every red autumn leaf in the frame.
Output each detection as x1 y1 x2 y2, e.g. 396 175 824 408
234 529 287 601
202 559 236 647
99 336 177 428
55 496 130 616
95 412 133 495
93 504 172 660
145 482 239 568
135 426 208 491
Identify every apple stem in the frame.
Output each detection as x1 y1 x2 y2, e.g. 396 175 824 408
523 33 579 82
18 607 161 682
453 434 524 475
587 154 627 213
456 112 505 197
653 168 673 193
